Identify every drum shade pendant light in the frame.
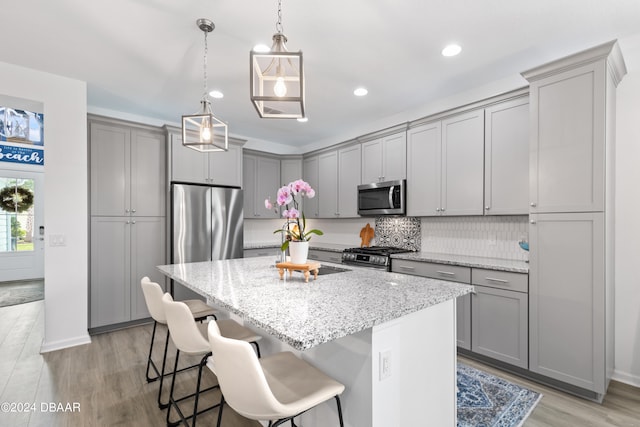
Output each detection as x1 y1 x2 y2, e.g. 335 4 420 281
182 18 228 152
250 0 305 119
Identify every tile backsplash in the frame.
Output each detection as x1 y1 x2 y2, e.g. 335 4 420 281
375 217 421 251
420 215 529 261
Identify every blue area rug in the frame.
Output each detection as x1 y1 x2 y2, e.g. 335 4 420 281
458 363 542 427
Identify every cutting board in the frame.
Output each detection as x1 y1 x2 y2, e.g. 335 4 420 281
360 223 374 247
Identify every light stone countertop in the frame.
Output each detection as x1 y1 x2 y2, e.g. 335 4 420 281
391 251 529 273
157 257 473 350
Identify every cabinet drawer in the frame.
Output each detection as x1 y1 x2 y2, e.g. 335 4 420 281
308 249 343 264
471 268 528 293
244 248 278 258
392 259 471 283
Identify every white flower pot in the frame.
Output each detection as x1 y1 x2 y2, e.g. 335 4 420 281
289 241 309 265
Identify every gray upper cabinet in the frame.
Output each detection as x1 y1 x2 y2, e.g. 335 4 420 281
406 122 441 216
280 157 303 186
361 131 407 184
337 144 362 217
302 156 320 218
90 121 165 217
407 109 484 217
441 110 485 216
527 62 606 214
308 144 361 219
484 97 529 215
243 153 281 219
318 151 338 218
168 128 243 187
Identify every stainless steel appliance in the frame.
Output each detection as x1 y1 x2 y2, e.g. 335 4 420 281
357 179 406 216
342 246 412 271
171 182 243 300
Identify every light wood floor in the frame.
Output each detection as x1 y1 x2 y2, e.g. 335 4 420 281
1 300 639 426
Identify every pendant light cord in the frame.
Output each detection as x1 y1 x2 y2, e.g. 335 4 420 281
275 0 283 34
202 30 209 101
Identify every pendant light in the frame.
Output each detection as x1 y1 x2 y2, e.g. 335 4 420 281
250 0 305 119
182 18 228 152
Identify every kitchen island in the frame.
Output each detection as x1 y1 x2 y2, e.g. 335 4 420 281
158 256 473 427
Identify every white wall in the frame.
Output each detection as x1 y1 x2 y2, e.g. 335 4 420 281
614 65 640 387
0 61 90 352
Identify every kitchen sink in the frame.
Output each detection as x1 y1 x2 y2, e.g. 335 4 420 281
316 265 351 275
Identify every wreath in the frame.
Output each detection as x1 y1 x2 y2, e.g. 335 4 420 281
0 186 34 213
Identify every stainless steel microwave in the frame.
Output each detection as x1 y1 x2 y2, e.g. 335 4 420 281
357 179 406 216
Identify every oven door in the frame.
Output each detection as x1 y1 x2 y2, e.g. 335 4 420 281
357 179 405 216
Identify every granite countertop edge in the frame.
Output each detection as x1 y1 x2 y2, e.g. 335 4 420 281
157 259 473 351
391 252 529 273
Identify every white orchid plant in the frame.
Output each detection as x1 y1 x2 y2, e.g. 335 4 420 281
265 179 323 251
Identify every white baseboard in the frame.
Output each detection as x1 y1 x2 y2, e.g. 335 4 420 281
40 334 91 353
612 369 640 388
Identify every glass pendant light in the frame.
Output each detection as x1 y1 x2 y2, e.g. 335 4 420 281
182 18 228 152
250 0 305 119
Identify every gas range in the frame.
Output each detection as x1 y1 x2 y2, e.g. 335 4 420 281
342 246 413 271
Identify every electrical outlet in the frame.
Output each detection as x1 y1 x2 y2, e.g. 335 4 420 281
488 232 497 246
379 350 392 380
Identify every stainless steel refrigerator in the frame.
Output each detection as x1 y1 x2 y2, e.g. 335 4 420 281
170 183 243 300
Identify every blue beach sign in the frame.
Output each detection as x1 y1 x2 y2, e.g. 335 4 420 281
0 144 44 165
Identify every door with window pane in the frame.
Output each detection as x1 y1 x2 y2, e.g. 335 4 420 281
0 170 44 281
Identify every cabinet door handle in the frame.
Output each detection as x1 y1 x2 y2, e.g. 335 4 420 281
441 208 446 212
485 206 490 210
436 208 441 212
132 221 136 224
132 209 136 213
485 277 509 283
126 221 130 224
399 265 415 271
436 270 455 276
530 202 537 207
530 220 536 224
125 209 130 213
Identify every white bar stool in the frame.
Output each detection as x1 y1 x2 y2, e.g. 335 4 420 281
162 293 262 427
207 321 345 427
140 276 216 409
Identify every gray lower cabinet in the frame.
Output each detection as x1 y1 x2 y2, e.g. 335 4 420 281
456 294 471 350
470 268 528 368
471 286 528 369
529 212 606 393
90 216 166 328
391 259 473 351
392 259 529 368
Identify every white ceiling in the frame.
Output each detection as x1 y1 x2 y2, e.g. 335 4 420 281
3 0 640 151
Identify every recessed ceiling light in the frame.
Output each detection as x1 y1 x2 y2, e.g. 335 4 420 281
209 90 224 99
442 44 462 57
253 44 270 53
354 87 368 97
297 117 308 123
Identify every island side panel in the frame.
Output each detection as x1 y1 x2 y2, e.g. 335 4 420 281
372 298 457 426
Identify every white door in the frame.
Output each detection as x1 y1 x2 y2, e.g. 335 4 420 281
0 169 44 281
